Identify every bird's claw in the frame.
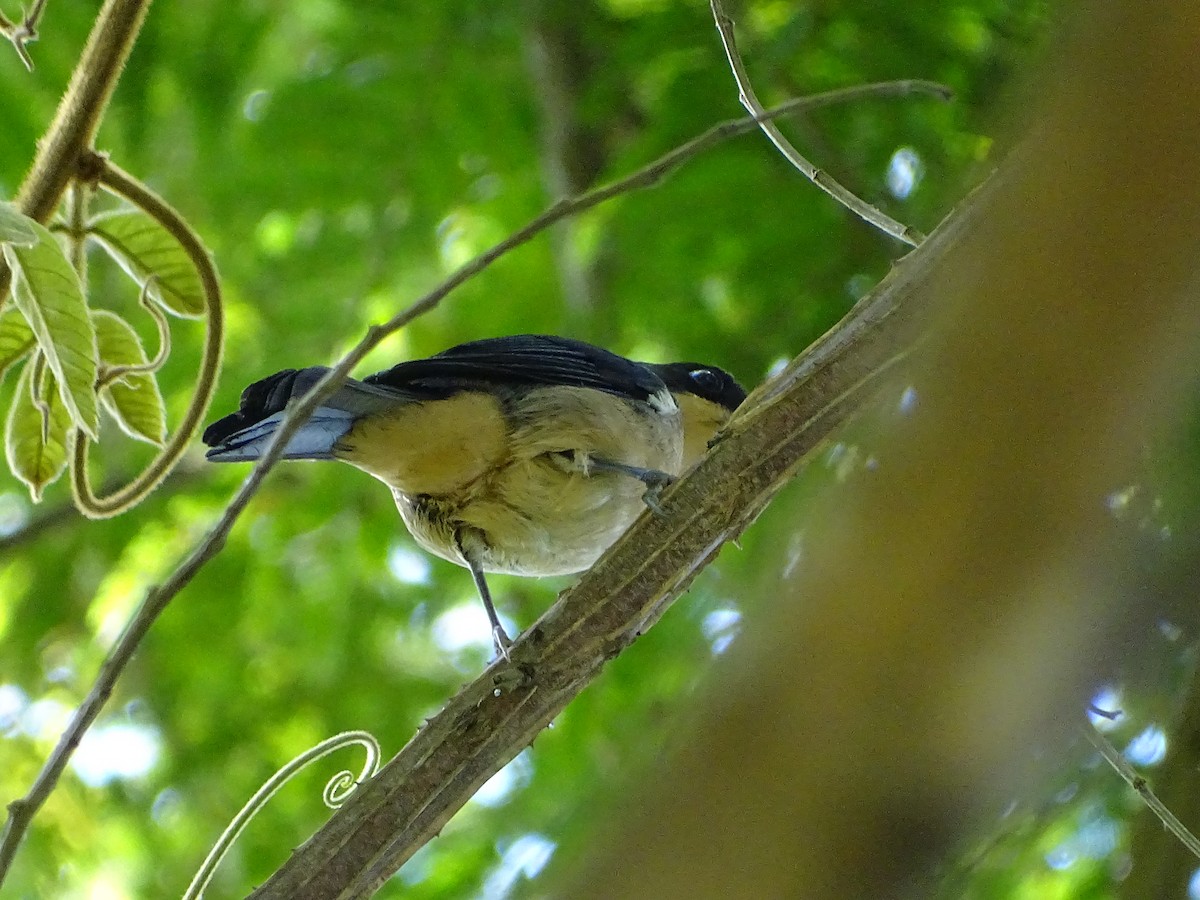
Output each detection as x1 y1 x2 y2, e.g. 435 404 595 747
492 625 513 662
641 471 674 519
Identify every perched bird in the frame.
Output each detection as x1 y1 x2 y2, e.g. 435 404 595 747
203 334 745 651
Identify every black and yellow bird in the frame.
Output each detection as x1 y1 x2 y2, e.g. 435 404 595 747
202 335 745 651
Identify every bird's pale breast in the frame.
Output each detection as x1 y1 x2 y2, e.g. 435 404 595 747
385 384 682 576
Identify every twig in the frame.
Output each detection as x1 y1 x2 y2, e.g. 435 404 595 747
0 0 48 70
709 0 930 247
0 79 948 887
1083 723 1200 861
0 0 153 297
66 180 88 278
17 0 149 222
1087 702 1122 721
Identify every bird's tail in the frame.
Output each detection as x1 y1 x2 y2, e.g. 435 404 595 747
202 367 385 462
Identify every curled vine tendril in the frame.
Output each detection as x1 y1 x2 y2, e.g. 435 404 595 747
68 152 224 518
324 763 369 809
182 730 381 900
94 275 172 390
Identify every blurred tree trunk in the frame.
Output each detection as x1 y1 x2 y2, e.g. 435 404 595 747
523 0 610 317
562 3 1200 898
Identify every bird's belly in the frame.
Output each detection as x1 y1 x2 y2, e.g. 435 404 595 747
389 383 682 578
393 456 652 577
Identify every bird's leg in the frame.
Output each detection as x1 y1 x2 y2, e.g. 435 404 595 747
587 457 676 517
455 531 512 660
473 567 512 661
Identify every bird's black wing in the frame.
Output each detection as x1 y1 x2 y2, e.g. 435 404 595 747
363 334 666 401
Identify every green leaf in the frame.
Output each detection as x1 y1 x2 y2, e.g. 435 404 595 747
0 308 36 383
0 202 38 247
88 209 207 318
2 222 100 438
93 310 167 446
5 361 71 501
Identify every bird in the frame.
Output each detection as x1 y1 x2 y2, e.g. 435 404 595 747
202 334 746 653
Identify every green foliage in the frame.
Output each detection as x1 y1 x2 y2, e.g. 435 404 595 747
0 197 198 509
88 209 208 319
3 218 99 439
93 309 167 446
0 200 37 245
0 307 35 381
4 359 71 499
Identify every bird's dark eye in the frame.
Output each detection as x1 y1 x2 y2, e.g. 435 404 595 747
689 368 721 393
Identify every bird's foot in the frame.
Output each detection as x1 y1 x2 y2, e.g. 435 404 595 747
640 470 675 519
492 624 513 662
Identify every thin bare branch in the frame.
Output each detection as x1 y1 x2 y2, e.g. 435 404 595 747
1084 724 1200 861
0 0 152 298
64 180 89 281
0 0 48 70
709 0 929 247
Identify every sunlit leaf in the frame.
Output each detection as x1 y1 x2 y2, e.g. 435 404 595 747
2 222 100 438
4 361 71 501
88 209 207 318
0 308 36 383
93 310 167 445
0 201 38 247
